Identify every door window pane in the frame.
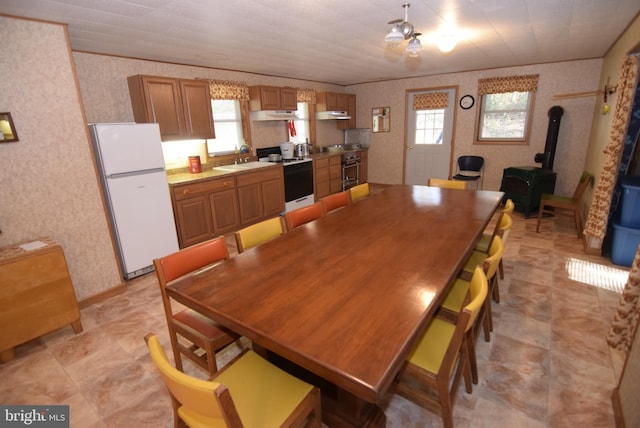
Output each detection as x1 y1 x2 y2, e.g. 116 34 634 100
415 109 444 145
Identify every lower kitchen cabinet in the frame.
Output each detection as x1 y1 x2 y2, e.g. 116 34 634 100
171 166 284 248
172 177 238 248
237 167 285 225
314 155 342 200
359 150 368 183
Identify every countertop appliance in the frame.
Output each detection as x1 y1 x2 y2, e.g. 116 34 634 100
89 123 179 279
257 146 314 212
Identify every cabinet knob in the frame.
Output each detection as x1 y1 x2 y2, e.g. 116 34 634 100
183 189 191 195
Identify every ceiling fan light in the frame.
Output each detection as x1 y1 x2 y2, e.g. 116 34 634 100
406 35 422 57
438 34 457 53
385 25 405 47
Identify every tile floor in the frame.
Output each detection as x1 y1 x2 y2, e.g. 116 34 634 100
0 184 630 427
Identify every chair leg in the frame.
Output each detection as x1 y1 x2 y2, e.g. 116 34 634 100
438 377 454 428
574 209 582 238
492 276 500 303
499 258 504 280
465 331 479 385
169 331 184 372
536 204 544 233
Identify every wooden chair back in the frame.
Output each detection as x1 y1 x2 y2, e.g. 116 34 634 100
321 191 350 214
234 217 284 253
349 183 370 202
428 178 467 190
153 237 239 375
285 202 324 230
573 171 594 201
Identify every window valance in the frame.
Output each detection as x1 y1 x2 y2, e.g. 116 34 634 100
285 87 316 104
477 74 539 95
413 92 449 110
207 80 250 101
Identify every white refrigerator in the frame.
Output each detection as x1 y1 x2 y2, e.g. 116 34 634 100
89 123 179 280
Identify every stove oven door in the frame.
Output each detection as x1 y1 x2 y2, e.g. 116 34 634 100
283 162 314 211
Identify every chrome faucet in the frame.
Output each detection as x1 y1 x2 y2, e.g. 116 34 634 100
239 143 253 163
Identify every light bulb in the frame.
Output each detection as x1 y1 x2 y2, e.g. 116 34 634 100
438 33 457 53
385 25 405 47
406 35 422 57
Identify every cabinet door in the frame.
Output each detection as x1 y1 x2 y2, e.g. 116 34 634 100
129 75 184 140
280 87 298 110
360 151 368 183
180 79 215 139
210 189 240 234
262 178 285 217
329 156 343 194
338 94 357 130
314 158 330 199
175 196 214 248
325 92 338 111
258 86 281 110
237 183 263 225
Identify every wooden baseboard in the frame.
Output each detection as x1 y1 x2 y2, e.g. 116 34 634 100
77 283 127 308
611 387 625 428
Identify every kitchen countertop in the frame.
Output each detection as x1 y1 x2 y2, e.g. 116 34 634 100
167 162 281 186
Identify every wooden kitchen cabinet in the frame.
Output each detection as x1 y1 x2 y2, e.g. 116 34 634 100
249 86 298 111
317 92 357 130
314 155 342 200
128 75 215 141
359 150 368 183
0 238 82 363
237 167 285 226
338 94 357 130
172 177 239 248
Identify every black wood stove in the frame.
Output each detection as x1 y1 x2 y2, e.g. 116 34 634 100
500 106 563 217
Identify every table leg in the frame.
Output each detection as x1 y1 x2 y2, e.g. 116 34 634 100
0 348 15 363
71 319 83 334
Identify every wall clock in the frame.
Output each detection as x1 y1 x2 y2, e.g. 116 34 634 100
459 95 475 110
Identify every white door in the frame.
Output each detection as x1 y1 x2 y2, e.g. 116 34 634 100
404 89 456 185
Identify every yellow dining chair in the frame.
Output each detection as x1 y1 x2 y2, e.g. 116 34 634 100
320 191 350 214
438 253 497 384
394 266 488 428
427 178 467 190
234 216 284 253
154 237 241 377
284 202 323 230
475 211 513 285
475 199 513 253
145 334 322 428
349 183 370 202
536 171 593 238
459 236 505 332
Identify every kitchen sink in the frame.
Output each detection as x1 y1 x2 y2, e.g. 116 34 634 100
213 161 274 172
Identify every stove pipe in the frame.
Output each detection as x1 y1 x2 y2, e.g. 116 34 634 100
534 106 564 170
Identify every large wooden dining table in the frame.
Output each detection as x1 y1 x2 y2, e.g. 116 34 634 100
167 185 503 426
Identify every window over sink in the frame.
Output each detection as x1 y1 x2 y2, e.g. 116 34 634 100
207 99 244 155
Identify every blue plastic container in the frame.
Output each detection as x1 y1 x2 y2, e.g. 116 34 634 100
611 222 640 267
620 175 640 228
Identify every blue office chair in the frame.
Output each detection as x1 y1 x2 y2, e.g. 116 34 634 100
452 156 484 189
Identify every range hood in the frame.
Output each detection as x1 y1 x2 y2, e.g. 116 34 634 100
316 111 351 120
250 110 299 121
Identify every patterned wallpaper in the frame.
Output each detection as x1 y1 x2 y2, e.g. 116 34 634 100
0 17 121 300
348 59 603 196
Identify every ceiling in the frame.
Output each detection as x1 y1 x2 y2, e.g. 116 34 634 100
2 0 639 86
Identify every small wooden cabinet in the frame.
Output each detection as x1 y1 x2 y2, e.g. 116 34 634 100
172 177 239 248
237 167 285 225
338 94 357 130
0 238 82 363
128 75 215 141
314 155 342 200
249 86 298 111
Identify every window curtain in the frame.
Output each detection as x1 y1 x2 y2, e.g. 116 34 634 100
608 246 640 353
584 56 639 242
207 79 250 100
291 87 316 104
413 92 448 110
477 74 539 95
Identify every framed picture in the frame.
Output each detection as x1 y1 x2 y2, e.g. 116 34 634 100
0 112 18 143
372 107 390 133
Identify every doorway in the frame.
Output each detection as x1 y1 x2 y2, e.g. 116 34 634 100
404 88 457 185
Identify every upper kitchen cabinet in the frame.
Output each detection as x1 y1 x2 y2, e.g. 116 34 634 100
317 92 357 129
127 75 215 141
249 86 297 111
